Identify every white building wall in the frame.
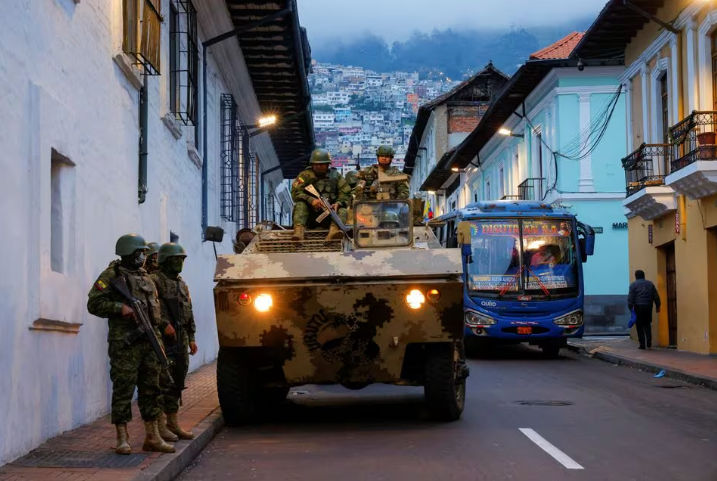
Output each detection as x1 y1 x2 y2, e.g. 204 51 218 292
0 0 283 465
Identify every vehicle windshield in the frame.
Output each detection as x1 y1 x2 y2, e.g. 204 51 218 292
354 201 412 248
465 218 578 298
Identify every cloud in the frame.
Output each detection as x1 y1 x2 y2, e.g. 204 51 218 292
298 0 607 44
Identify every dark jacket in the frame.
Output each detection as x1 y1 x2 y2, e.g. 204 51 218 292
627 279 661 310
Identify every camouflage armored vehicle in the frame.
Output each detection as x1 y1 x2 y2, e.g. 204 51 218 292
213 199 466 424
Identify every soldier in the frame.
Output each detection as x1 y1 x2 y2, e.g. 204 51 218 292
152 243 197 442
355 145 410 201
87 234 175 455
145 242 160 274
291 149 351 241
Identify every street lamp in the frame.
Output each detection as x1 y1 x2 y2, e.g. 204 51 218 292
248 114 278 137
498 127 524 138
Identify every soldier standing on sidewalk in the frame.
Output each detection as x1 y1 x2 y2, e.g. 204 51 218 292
152 242 197 441
87 234 175 455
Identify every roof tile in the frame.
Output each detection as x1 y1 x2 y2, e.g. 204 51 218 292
530 32 585 60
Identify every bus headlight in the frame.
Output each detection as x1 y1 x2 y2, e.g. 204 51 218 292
254 293 273 312
465 310 496 328
406 289 425 309
554 310 583 326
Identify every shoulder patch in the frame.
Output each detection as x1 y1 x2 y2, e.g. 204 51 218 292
94 279 108 291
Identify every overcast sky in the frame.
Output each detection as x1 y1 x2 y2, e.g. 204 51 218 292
297 0 607 45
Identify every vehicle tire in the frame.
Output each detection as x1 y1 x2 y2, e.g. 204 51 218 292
424 342 467 421
540 342 562 358
260 386 290 404
217 348 258 425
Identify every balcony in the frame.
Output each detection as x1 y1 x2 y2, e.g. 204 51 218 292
666 111 717 199
517 178 545 201
621 143 670 196
622 143 676 220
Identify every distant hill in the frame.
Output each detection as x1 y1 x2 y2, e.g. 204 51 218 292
311 21 592 79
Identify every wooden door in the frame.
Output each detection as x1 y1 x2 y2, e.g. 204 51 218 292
664 243 678 346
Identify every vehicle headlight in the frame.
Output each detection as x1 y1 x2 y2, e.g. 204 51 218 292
465 310 496 328
554 309 583 326
406 289 425 309
254 293 273 312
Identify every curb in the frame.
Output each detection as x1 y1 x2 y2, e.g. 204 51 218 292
132 408 224 481
569 343 717 391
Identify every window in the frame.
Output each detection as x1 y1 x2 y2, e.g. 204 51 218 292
50 149 75 273
123 0 162 75
712 31 717 111
169 0 199 125
499 167 505 198
660 73 669 144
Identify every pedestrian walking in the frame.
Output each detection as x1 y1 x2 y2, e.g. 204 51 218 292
87 234 175 454
627 270 661 350
152 242 197 441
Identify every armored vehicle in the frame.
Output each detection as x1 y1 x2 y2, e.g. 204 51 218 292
213 199 466 424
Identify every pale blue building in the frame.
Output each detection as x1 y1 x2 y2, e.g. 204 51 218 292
443 35 629 331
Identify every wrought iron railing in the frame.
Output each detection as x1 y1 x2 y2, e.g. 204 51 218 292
621 143 671 196
669 111 717 171
501 195 522 200
517 178 545 201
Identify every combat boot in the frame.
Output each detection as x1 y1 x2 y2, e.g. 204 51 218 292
291 225 305 241
142 420 176 453
326 223 343 241
157 412 178 442
115 423 131 455
166 412 195 440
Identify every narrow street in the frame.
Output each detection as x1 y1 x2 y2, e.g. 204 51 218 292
178 346 717 481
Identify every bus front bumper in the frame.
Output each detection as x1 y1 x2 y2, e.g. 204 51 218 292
464 322 584 341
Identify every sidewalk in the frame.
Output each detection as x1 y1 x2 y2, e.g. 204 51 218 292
0 362 222 481
569 336 717 390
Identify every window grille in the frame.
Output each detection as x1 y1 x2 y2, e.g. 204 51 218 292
247 152 258 228
169 0 198 124
220 94 238 222
123 0 162 75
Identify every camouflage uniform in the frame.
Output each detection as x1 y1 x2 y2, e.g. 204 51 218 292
291 167 351 228
152 270 196 414
355 165 410 201
87 260 166 424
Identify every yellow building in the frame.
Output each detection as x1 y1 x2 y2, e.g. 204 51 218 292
576 0 717 354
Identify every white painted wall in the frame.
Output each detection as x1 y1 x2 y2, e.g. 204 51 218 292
0 0 283 465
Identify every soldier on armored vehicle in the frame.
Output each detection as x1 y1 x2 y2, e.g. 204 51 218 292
355 145 410 201
291 149 352 241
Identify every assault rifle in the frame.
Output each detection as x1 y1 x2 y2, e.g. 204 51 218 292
110 277 175 386
163 296 188 396
305 184 350 235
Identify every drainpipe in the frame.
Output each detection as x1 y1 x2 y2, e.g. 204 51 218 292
138 75 148 204
678 194 687 241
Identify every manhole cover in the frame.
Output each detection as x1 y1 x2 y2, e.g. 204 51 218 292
12 449 147 468
515 400 574 406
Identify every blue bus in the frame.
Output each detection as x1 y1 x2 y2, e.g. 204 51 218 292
430 201 595 357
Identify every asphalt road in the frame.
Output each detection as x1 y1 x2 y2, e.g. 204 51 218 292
177 345 717 481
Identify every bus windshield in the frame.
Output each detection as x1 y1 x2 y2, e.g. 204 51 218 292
465 218 578 298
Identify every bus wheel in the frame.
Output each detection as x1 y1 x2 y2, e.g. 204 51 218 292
424 342 467 421
217 348 258 425
540 341 562 358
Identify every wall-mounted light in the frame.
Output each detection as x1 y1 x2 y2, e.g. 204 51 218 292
498 127 524 138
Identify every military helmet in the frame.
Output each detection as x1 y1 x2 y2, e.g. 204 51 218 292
158 242 187 263
115 234 148 256
376 145 395 158
146 242 160 256
309 149 331 164
380 211 401 228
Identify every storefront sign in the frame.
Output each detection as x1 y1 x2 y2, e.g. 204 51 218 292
675 210 680 234
612 222 628 230
648 224 653 244
593 226 604 233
